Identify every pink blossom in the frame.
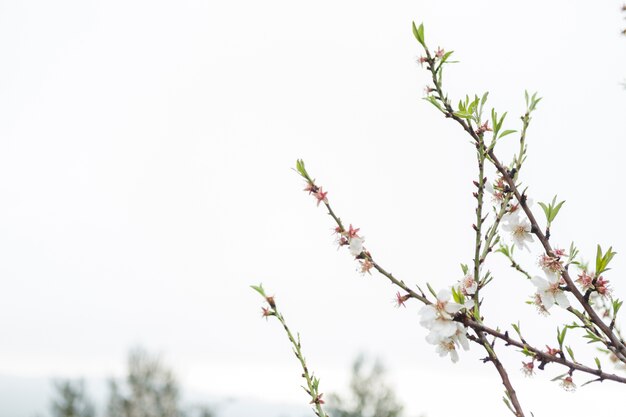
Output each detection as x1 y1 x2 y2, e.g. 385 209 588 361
475 121 492 135
560 376 576 392
360 259 374 275
394 291 410 308
314 187 328 206
521 361 535 377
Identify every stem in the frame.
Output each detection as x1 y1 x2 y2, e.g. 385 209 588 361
253 287 328 417
465 318 626 384
274 309 327 417
476 331 525 417
474 138 486 283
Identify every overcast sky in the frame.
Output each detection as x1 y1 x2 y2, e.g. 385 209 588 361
1 1 626 416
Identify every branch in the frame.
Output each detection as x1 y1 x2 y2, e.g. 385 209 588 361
476 331 525 417
251 285 329 417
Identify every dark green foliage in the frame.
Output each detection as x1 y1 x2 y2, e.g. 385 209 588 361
106 348 215 417
328 355 404 417
50 380 95 417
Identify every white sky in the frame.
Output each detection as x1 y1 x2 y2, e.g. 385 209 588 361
1 1 626 416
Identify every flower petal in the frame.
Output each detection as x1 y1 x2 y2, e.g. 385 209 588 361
554 291 570 309
531 276 549 291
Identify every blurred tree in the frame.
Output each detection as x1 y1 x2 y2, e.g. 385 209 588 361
106 348 214 417
328 354 404 417
50 380 95 417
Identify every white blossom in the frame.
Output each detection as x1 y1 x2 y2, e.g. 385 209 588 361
532 273 570 310
502 216 534 251
348 237 364 257
427 322 470 363
420 290 469 362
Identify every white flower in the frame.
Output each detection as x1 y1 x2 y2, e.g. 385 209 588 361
460 273 478 296
419 289 463 324
434 338 460 362
420 290 469 362
485 180 505 205
532 273 570 310
502 198 533 226
502 216 534 251
348 237 364 257
428 323 470 363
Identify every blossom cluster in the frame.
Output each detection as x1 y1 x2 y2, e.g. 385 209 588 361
302 179 374 275
486 179 535 252
333 224 374 274
418 289 469 362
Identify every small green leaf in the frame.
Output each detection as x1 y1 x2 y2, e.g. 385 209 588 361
524 90 529 107
557 326 567 348
295 159 310 180
595 357 602 370
496 245 509 257
613 299 623 316
550 373 568 382
481 92 489 107
250 284 266 297
502 397 514 414
426 282 438 298
551 200 565 220
473 303 481 322
453 111 474 119
497 112 507 132
498 129 517 139
412 22 425 47
451 286 464 304
439 50 454 64
596 245 617 275
424 96 445 113
565 346 576 362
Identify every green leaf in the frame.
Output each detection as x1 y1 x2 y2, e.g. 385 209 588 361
473 303 481 322
551 199 565 220
451 286 464 304
250 284 266 297
481 92 489 107
496 244 511 257
424 96 444 113
550 373 569 382
557 326 567 347
613 299 623 316
524 90 529 107
498 129 517 139
595 357 602 370
497 112 507 132
439 50 454 64
295 159 310 180
453 111 474 119
412 22 425 47
502 397 514 414
596 245 617 275
565 346 576 362
426 282 438 298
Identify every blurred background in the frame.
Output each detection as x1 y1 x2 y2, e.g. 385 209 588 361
1 1 626 416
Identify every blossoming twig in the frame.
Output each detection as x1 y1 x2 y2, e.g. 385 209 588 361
251 284 328 417
417 20 626 365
